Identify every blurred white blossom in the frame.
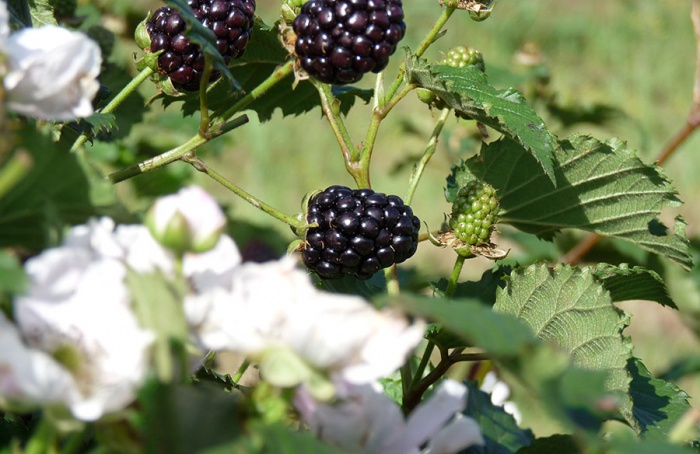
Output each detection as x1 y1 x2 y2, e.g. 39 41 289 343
294 379 484 454
481 370 521 424
3 25 101 120
147 185 227 253
185 257 425 390
0 2 8 53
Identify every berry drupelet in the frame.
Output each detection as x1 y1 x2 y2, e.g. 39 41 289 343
145 0 255 91
449 180 500 246
292 0 406 85
301 185 420 280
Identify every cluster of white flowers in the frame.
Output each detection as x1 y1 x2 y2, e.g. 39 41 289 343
0 186 484 452
0 1 101 120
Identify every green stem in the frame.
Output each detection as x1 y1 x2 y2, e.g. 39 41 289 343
385 6 456 102
232 359 251 383
24 418 57 454
198 54 214 137
384 265 401 296
0 150 32 198
60 429 88 454
186 156 303 230
71 66 155 152
445 254 466 298
410 341 435 390
217 61 294 123
405 108 451 205
107 114 248 184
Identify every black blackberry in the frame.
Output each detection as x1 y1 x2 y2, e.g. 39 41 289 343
145 0 255 91
301 185 420 280
292 0 406 85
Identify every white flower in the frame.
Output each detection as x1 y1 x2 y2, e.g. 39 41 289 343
4 25 101 120
294 379 484 454
4 217 170 421
481 370 521 424
184 257 425 389
147 186 227 253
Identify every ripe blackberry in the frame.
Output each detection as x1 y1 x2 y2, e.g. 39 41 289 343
145 0 255 91
442 46 485 72
449 180 499 246
301 185 420 280
292 0 406 85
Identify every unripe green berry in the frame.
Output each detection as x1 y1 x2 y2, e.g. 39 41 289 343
442 46 485 72
450 180 500 246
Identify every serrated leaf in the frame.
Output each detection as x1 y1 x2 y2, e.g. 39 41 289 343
461 380 534 454
0 125 96 250
256 423 353 454
493 264 634 425
164 0 237 90
628 357 692 440
406 53 556 182
447 135 692 270
28 0 56 26
593 263 676 309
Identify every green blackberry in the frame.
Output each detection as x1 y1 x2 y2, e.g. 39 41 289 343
301 185 420 280
442 46 485 72
145 0 255 91
292 0 406 85
449 180 499 246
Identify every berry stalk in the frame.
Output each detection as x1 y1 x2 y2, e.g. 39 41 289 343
70 66 155 152
187 156 304 230
404 107 451 205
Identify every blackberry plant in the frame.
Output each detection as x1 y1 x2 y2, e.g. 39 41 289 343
301 185 420 279
144 0 255 91
292 0 406 84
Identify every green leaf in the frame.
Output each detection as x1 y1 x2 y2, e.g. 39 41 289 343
462 380 534 454
447 135 692 270
628 357 692 440
139 381 244 454
389 294 615 433
405 53 556 182
256 423 353 454
493 264 634 425
0 251 27 296
593 263 676 309
608 439 699 454
28 0 56 26
515 435 580 454
164 0 237 90
7 0 32 27
0 125 96 251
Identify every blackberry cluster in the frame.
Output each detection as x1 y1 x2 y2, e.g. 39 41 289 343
442 46 485 72
302 185 420 280
449 180 499 246
292 0 406 85
146 0 255 91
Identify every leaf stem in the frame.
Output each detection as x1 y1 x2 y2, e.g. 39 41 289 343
405 108 451 205
185 155 304 230
216 60 295 123
232 359 251 383
70 66 155 152
410 341 436 391
107 115 248 184
24 418 57 454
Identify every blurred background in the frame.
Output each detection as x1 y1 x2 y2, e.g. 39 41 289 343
79 0 700 411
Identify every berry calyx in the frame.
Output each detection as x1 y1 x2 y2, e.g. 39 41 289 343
292 0 406 85
301 185 420 280
442 46 485 72
449 180 499 246
144 0 255 92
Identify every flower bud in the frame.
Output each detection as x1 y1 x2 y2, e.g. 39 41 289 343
146 186 226 254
